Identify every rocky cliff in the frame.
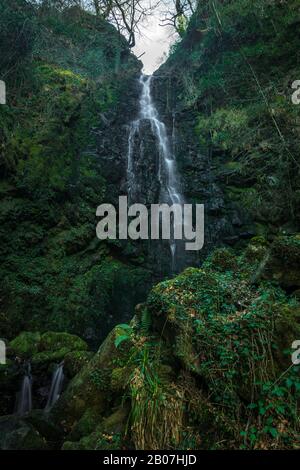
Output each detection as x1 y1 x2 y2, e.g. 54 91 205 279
0 1 152 345
1 0 300 451
152 0 300 249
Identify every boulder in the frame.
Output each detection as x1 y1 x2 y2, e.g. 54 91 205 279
50 326 125 433
64 350 94 378
0 415 48 450
10 332 41 357
38 332 88 353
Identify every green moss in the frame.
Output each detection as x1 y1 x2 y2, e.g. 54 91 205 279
31 348 70 366
39 332 88 352
144 243 300 449
50 327 122 432
68 407 100 442
64 406 128 449
10 332 41 357
64 350 93 377
0 2 145 343
203 248 238 272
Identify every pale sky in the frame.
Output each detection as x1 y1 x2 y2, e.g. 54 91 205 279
133 10 176 74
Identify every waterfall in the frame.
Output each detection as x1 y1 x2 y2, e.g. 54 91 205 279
127 74 184 271
44 363 64 412
16 364 32 416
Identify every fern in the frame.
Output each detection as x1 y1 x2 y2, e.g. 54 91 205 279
141 308 151 335
114 323 133 348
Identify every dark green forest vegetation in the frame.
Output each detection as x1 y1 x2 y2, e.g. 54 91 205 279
0 0 300 451
0 0 150 342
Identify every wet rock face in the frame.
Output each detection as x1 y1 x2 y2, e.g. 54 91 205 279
128 120 161 205
151 73 254 262
95 73 142 205
94 74 187 276
95 68 253 275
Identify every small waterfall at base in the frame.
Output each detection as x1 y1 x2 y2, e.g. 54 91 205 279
127 74 184 272
16 364 32 416
45 362 64 412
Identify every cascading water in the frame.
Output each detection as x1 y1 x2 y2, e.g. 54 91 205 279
44 362 64 412
16 364 32 416
127 74 184 271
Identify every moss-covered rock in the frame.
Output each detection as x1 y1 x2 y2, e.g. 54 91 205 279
4 330 92 416
67 407 100 442
10 332 41 357
9 331 88 362
143 247 300 449
31 348 71 366
39 332 88 353
203 247 238 272
50 326 124 433
64 350 94 377
0 416 48 450
0 1 147 346
23 410 63 445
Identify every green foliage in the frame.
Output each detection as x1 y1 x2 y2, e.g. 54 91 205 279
114 324 133 349
146 244 300 449
90 368 111 391
140 308 152 335
0 0 36 79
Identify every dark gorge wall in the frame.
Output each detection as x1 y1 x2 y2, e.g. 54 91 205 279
0 3 151 345
151 71 254 263
152 0 300 250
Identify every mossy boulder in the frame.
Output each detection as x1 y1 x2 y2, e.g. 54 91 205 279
0 415 48 450
9 331 88 362
64 350 94 377
273 304 300 368
50 326 124 433
39 332 88 353
204 247 238 272
9 332 41 357
62 405 128 450
23 410 63 444
31 348 70 366
9 330 89 376
242 237 269 264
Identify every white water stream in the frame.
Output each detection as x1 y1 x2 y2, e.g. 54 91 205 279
127 74 184 271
